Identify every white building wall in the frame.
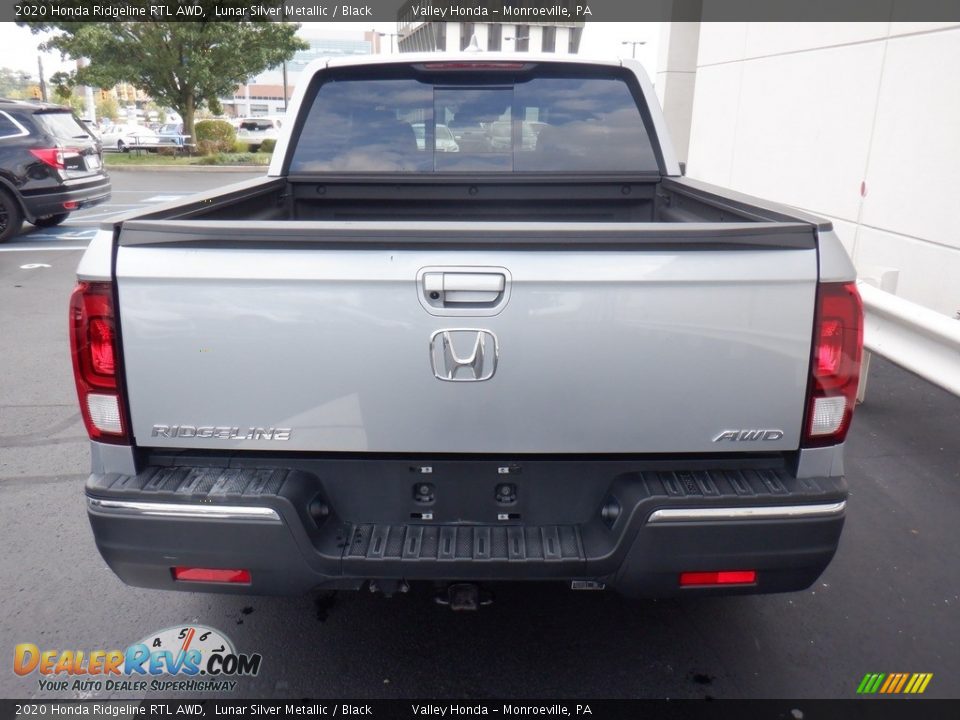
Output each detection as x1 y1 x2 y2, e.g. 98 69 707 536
656 21 700 162
685 22 960 317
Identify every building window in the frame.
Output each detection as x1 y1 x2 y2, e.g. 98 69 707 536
542 26 556 53
488 24 502 51
568 26 583 54
515 25 529 52
461 23 475 51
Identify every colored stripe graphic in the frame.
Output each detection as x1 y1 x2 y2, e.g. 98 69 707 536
879 674 896 693
893 673 910 693
857 672 932 694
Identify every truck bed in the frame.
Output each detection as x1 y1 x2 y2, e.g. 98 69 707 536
110 175 833 232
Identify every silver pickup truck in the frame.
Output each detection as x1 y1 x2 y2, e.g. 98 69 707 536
71 54 863 607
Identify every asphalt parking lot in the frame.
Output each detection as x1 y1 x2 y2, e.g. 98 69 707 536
1 168 958 701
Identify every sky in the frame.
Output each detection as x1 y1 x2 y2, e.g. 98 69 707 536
0 20 660 84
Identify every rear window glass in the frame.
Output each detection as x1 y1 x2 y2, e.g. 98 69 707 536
35 111 92 141
0 111 26 139
289 71 659 174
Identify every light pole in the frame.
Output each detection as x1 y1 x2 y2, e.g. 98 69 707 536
77 58 95 122
37 55 48 102
621 40 647 59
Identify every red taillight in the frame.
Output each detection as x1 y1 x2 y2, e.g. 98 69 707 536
69 281 129 444
173 567 252 584
803 282 864 447
29 147 81 170
88 316 115 376
816 319 844 376
30 147 65 170
680 570 757 587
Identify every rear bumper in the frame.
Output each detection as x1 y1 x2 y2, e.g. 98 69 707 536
85 457 847 598
20 176 111 219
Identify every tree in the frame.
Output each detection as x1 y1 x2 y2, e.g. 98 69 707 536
95 96 120 122
51 84 87 115
50 71 81 109
19 2 306 142
0 67 32 97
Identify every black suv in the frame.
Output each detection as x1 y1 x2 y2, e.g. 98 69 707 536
0 98 111 242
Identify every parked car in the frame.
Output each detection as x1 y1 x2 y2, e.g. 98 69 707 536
99 123 159 152
489 120 545 151
75 55 861 606
235 117 283 150
412 122 460 153
157 122 186 147
0 98 110 242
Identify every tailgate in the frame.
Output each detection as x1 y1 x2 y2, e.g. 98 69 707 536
115 221 818 454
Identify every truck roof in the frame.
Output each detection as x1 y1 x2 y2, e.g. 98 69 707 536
316 51 627 72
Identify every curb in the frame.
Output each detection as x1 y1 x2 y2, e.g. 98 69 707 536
105 165 268 173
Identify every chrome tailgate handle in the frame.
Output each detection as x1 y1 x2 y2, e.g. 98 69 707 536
424 272 505 303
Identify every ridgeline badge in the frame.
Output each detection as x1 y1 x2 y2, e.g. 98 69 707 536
152 425 291 441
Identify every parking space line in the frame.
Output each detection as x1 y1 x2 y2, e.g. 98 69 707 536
73 205 142 211
68 209 140 221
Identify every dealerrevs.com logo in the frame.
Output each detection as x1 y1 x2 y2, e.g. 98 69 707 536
14 625 261 693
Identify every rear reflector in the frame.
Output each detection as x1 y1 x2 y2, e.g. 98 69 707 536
173 567 252 584
680 570 757 587
69 281 129 443
803 282 863 446
62 200 79 210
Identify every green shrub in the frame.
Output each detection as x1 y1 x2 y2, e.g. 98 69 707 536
193 120 236 155
232 138 250 154
259 138 276 154
195 152 270 166
196 153 223 165
194 139 216 156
